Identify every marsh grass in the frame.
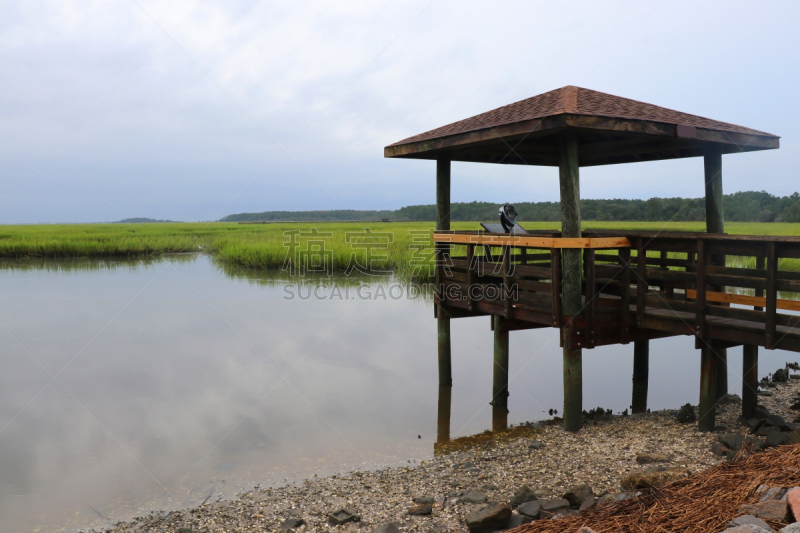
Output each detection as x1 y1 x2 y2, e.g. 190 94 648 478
2 221 800 281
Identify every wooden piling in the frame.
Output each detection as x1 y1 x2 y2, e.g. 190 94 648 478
436 385 452 444
631 340 649 413
492 315 510 411
742 344 758 420
698 344 719 432
559 132 583 432
704 148 728 401
436 159 452 386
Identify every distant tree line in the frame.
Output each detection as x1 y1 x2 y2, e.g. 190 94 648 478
221 191 800 223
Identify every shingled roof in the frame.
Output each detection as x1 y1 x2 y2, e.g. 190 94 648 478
385 86 779 166
390 86 776 146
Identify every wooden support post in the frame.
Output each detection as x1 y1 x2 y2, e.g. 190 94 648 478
436 385 452 445
698 343 719 432
436 159 452 386
742 344 758 420
559 132 582 432
492 315 510 411
631 340 649 414
704 147 728 399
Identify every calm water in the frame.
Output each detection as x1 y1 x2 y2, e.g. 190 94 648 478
0 255 792 532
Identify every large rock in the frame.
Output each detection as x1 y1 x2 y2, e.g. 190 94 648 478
562 484 594 508
408 503 432 515
766 431 790 447
724 526 773 533
541 498 570 512
518 501 541 519
766 414 792 431
720 434 757 451
781 523 800 533
621 466 687 489
728 514 775 532
464 502 511 533
460 490 488 504
739 500 790 522
676 403 696 423
510 485 538 508
507 512 532 528
413 496 434 504
786 488 800 522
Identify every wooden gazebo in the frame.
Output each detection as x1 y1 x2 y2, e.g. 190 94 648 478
385 85 792 433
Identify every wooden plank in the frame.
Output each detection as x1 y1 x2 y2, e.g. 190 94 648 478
685 289 800 312
432 232 631 249
466 244 475 313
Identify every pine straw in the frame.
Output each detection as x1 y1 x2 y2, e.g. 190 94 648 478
513 443 800 533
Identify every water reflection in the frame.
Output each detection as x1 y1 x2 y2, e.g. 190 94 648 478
0 254 793 533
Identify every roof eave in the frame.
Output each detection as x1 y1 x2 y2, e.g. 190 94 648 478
384 114 779 161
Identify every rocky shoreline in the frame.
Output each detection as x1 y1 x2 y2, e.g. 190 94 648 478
100 370 800 533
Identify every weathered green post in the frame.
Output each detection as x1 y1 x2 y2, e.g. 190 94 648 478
492 315 509 430
559 132 583 432
436 159 452 386
631 340 649 413
704 147 728 404
436 384 452 444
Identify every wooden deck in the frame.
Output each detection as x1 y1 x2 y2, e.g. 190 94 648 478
433 230 800 353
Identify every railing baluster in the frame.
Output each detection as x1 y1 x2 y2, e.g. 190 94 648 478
466 244 475 312
755 255 765 312
620 248 631 344
636 238 647 328
503 245 511 318
586 249 596 348
696 239 707 340
766 242 777 349
550 248 562 328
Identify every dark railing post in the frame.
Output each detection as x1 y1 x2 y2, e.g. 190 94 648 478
696 240 707 340
766 242 778 349
503 245 511 318
466 243 475 313
636 238 647 327
620 247 631 344
550 248 562 328
585 249 596 348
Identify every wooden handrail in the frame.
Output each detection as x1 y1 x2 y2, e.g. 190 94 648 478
432 233 630 249
685 289 800 312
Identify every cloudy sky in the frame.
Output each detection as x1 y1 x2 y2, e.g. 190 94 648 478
1 0 799 223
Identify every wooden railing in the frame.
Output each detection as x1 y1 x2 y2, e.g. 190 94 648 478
433 230 800 353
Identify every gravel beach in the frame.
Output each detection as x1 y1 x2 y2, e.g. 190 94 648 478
100 372 800 533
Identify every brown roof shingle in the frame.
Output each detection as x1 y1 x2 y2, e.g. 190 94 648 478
389 86 777 146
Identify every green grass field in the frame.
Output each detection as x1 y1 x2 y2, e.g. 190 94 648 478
1 221 800 281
